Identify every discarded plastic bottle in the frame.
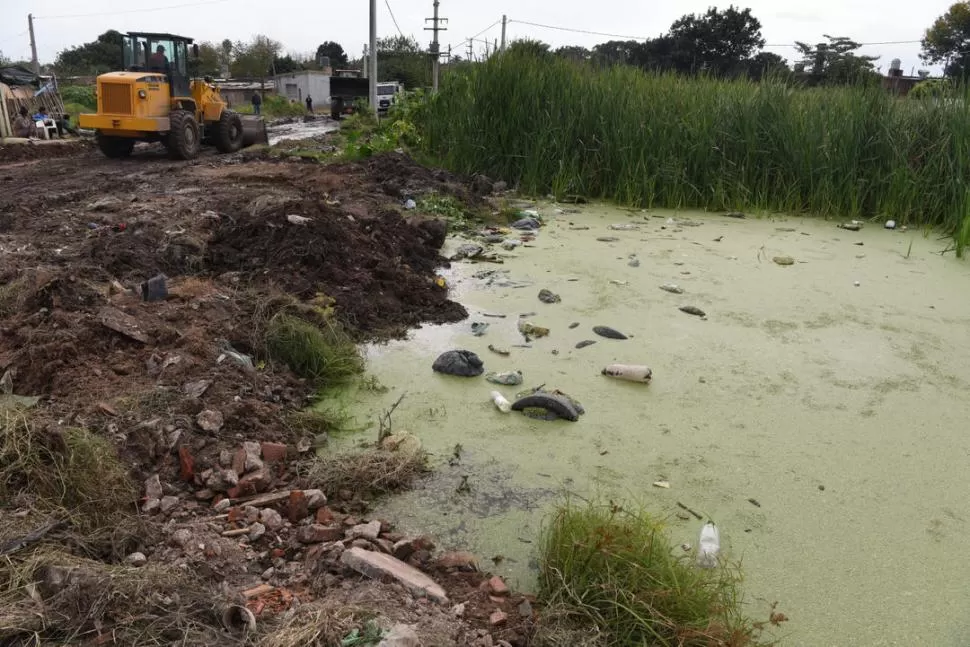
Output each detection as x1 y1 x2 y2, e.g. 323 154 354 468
697 522 720 569
490 391 512 413
601 364 652 383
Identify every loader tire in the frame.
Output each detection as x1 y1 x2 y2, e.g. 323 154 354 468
165 110 201 160
214 110 244 153
96 133 134 158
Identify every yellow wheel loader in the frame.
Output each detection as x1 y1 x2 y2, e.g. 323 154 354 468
79 32 267 160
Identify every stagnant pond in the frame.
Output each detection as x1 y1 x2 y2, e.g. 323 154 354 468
330 203 970 645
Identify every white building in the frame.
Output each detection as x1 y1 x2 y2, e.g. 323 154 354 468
272 70 331 107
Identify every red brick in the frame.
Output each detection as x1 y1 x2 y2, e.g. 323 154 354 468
435 551 478 571
288 490 309 524
178 446 195 482
297 524 345 544
315 506 334 525
488 575 509 597
227 506 244 523
489 609 508 626
260 442 288 463
226 468 271 498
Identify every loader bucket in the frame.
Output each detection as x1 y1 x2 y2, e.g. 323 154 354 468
240 116 268 147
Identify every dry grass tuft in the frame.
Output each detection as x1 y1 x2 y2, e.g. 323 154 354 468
0 411 135 533
304 447 428 498
0 548 229 646
259 600 372 647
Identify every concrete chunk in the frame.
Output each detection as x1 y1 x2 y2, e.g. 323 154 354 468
340 546 447 603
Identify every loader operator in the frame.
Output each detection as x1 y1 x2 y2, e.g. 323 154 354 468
148 45 169 74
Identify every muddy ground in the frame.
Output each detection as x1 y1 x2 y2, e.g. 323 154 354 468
0 143 535 646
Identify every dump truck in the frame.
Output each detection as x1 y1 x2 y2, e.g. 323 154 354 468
79 32 267 159
329 69 369 120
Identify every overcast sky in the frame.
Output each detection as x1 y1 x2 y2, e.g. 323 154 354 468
0 0 953 74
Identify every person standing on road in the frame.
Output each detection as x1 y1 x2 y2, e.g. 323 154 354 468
305 95 313 113
251 91 262 115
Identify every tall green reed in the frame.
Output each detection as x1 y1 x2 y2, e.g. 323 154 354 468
412 52 970 252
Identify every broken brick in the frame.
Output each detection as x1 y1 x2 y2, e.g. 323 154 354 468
288 490 309 524
489 609 508 627
315 506 334 524
297 524 345 544
178 446 195 482
226 467 271 498
260 442 287 463
488 575 509 597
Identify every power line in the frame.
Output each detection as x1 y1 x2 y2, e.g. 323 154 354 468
384 0 405 38
509 18 923 48
469 20 501 42
35 0 232 20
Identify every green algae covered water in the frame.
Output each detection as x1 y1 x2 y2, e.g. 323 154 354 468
330 204 970 646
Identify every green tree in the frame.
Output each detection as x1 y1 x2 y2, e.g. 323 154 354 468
506 39 552 59
554 45 592 63
922 2 970 78
219 39 234 75
230 35 282 79
377 36 430 88
189 41 222 77
54 30 124 75
794 35 879 85
315 41 348 67
592 40 644 66
745 51 790 81
666 5 765 75
273 54 302 73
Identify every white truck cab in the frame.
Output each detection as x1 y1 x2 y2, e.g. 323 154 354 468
376 82 403 114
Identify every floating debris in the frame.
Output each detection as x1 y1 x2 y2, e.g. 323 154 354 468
652 480 671 489
486 370 524 386
609 223 639 231
471 322 489 336
679 305 706 317
511 392 581 422
538 289 561 304
885 220 896 229
773 256 795 266
518 320 550 339
593 326 628 340
487 344 510 356
568 322 580 329
602 364 652 383
628 255 640 267
596 236 620 243
839 222 862 231
659 283 683 294
575 340 596 349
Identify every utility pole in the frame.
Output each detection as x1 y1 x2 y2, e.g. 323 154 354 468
425 0 447 91
466 39 473 62
28 13 40 75
500 15 507 52
369 0 377 114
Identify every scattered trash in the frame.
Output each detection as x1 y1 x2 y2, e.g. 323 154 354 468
697 522 720 569
773 256 795 266
486 370 524 386
724 212 746 219
404 198 416 210
484 233 505 244
601 364 652 383
713 235 723 242
487 344 510 356
482 313 506 318
490 391 512 413
628 255 640 268
511 217 541 230
839 222 862 231
451 243 484 261
518 320 549 340
592 325 627 340
854 280 861 287
432 350 484 377
679 305 706 317
596 236 620 242
140 274 168 301
501 239 522 250
659 283 683 294
568 322 580 329
747 498 761 508
511 392 580 422
652 480 670 489
537 289 561 304
677 502 704 520
609 279 629 286
217 340 255 371
575 340 596 349
286 214 311 225
471 322 489 337
609 223 639 231
434 276 447 288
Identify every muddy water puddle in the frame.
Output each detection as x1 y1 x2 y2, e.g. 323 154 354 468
266 118 338 145
334 205 970 646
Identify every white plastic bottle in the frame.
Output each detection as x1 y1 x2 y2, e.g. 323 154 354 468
697 522 720 568
601 364 653 383
490 391 511 413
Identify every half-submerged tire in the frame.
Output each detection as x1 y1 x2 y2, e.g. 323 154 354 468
511 393 580 422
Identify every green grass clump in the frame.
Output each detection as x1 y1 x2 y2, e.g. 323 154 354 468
535 500 772 647
265 313 364 387
0 412 135 531
236 94 308 118
415 51 970 253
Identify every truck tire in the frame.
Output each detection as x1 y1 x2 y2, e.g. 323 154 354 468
96 133 135 158
165 110 201 160
213 110 244 153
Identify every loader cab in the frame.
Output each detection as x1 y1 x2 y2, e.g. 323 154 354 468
123 32 195 98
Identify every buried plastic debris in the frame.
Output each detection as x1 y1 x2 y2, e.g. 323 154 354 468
486 370 523 386
217 340 255 371
286 214 311 225
490 391 512 413
141 274 168 301
537 289 561 304
697 522 720 569
471 322 489 337
404 198 416 210
432 350 484 377
592 325 627 340
511 217 541 230
601 364 652 383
